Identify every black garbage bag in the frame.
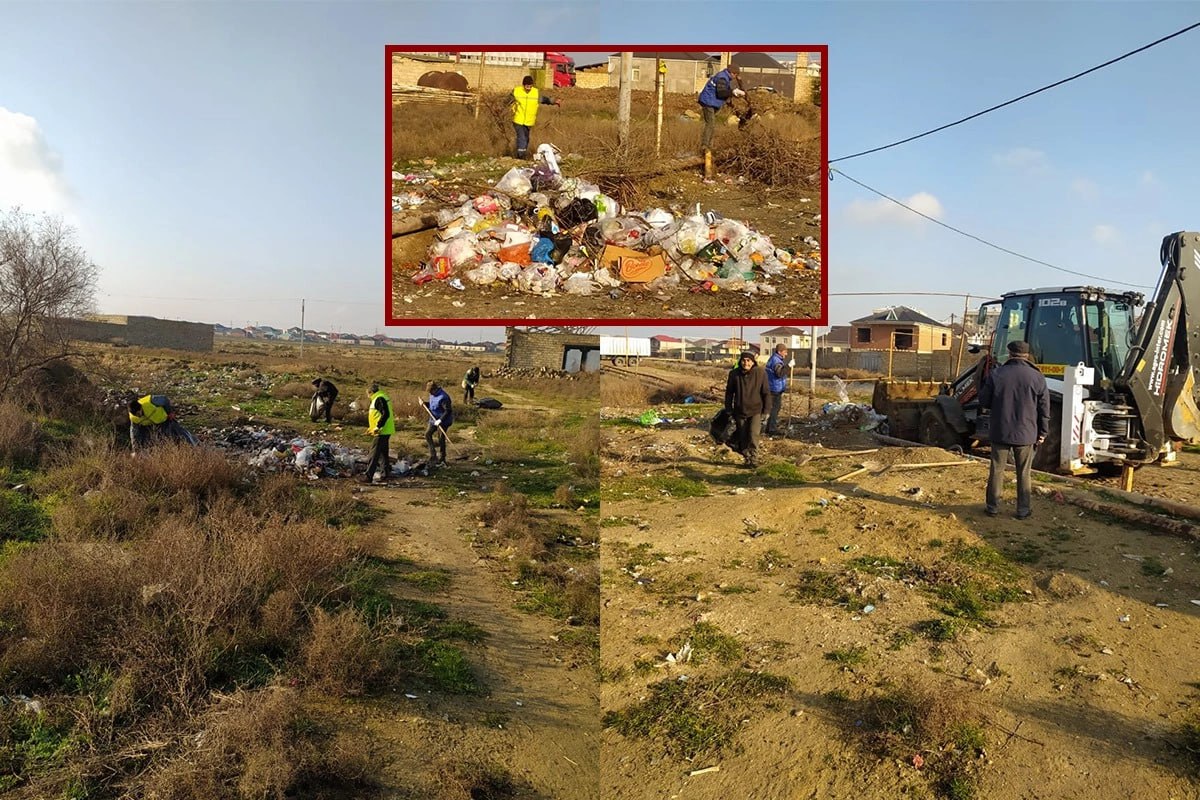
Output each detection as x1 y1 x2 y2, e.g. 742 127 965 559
476 398 503 410
559 197 598 228
709 408 739 451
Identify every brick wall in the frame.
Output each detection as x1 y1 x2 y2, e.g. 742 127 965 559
391 55 546 93
65 315 214 352
505 330 600 370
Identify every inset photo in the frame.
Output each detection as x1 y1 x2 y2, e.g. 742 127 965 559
388 47 825 323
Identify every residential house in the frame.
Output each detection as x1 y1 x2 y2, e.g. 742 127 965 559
603 52 717 94
849 307 952 353
730 52 795 96
759 325 811 355
818 325 851 352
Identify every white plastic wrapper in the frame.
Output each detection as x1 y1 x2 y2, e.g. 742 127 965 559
562 272 597 294
642 208 675 228
465 263 501 285
495 167 533 197
497 262 523 281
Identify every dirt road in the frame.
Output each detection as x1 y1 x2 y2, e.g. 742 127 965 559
599 419 1200 800
358 487 599 799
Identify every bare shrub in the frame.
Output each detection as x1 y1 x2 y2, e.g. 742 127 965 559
50 485 152 540
0 401 40 468
601 376 650 408
301 608 390 697
269 381 316 400
569 415 600 482
144 689 378 800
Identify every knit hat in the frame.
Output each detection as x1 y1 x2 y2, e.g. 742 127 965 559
739 350 756 362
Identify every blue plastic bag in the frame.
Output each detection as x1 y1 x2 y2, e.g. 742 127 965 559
530 236 555 264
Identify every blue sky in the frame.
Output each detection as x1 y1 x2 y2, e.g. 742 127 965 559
3 1 1198 341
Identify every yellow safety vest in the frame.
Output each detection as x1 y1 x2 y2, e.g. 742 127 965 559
368 391 395 436
129 395 167 426
512 86 541 127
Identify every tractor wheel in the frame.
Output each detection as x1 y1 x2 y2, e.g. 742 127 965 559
919 407 962 450
1032 398 1063 473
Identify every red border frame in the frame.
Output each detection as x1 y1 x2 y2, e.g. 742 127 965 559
385 44 828 328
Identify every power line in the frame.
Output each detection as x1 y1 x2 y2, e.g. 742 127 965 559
101 292 379 307
831 167 1153 289
830 20 1200 163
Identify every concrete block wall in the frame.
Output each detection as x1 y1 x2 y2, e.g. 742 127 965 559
391 56 544 93
794 348 960 381
505 330 600 370
65 315 213 352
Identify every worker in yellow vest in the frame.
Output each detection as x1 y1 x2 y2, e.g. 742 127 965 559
511 75 561 159
127 394 198 453
362 381 395 483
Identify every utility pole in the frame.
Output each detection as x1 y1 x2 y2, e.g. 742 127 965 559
300 298 305 358
655 56 665 158
617 52 632 154
808 326 817 414
475 52 486 119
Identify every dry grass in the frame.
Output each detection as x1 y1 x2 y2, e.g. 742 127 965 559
717 114 821 187
143 689 379 800
569 415 600 481
269 380 317 400
0 401 40 468
601 376 651 408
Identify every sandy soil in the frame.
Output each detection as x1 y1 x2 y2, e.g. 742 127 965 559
351 487 599 799
598 412 1200 800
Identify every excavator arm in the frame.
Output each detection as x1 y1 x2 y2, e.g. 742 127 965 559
1118 231 1200 456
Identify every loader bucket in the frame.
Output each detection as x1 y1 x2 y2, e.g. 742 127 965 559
1165 368 1200 443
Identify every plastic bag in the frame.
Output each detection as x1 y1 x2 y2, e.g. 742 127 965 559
530 237 555 264
465 263 501 285
642 208 674 229
494 167 533 197
562 272 597 295
715 219 750 245
497 262 523 281
673 215 710 255
517 265 558 293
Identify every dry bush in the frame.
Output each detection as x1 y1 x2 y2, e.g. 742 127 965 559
301 608 391 698
717 114 821 187
648 379 711 405
269 381 316 400
601 376 650 408
392 100 509 162
49 485 153 540
490 373 599 402
0 540 135 687
144 689 378 800
0 401 40 468
569 415 600 482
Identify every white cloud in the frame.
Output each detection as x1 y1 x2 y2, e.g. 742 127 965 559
0 107 73 216
1140 170 1159 188
1070 178 1100 201
844 192 943 226
993 147 1049 172
1092 224 1119 245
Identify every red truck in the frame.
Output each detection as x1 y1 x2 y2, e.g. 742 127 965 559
544 52 576 87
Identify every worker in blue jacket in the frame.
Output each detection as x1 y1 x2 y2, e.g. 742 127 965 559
422 380 454 467
698 63 744 150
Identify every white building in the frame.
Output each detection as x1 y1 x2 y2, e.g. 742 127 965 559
760 326 812 354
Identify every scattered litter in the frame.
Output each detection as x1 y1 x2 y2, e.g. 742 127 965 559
404 693 419 699
666 642 694 664
1191 600 1200 607
862 604 876 614
1101 647 1114 655
1118 615 1131 623
688 766 721 777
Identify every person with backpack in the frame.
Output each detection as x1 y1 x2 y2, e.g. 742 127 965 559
421 380 454 467
763 344 790 436
697 63 745 151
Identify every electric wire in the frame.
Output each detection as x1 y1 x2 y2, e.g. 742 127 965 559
831 167 1153 290
830 21 1200 163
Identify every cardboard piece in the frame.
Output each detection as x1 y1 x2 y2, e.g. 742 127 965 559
618 254 667 283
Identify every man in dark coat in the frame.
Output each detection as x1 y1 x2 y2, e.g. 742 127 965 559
978 340 1051 519
310 378 339 423
724 350 770 467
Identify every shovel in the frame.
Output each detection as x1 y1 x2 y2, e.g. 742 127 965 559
833 460 884 482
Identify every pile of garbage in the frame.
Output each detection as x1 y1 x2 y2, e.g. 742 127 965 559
819 402 887 431
204 425 365 479
405 144 820 297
